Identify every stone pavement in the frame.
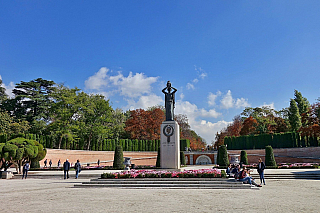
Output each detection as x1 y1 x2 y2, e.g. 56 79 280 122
1 169 320 213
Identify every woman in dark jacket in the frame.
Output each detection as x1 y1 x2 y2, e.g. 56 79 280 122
257 158 266 185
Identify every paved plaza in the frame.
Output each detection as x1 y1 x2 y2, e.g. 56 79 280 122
1 168 320 213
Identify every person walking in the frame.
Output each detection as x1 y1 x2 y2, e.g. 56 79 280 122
97 159 100 167
22 161 30 179
63 159 70 179
257 158 266 185
49 159 52 168
44 159 47 168
57 159 61 168
75 159 81 179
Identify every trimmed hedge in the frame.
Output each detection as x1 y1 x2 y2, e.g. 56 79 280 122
224 132 318 150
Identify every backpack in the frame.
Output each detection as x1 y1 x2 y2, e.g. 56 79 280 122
239 170 246 179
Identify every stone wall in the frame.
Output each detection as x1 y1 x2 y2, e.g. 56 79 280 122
40 149 157 167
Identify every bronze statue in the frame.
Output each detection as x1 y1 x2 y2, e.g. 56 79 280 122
162 81 177 121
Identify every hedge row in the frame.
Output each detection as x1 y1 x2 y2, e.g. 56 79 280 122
224 132 320 150
0 134 189 152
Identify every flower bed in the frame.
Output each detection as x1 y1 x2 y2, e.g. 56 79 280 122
101 168 226 179
216 163 319 169
277 163 319 169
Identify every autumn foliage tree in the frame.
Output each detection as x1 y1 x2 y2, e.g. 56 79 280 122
175 114 205 150
125 108 165 140
240 116 258 135
298 103 320 138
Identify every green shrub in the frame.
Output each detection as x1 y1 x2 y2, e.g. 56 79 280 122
180 151 186 165
240 150 248 165
101 172 116 179
217 145 229 167
265 146 277 167
156 147 161 168
221 170 227 178
113 145 124 169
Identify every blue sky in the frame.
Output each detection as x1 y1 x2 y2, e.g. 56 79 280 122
1 1 320 143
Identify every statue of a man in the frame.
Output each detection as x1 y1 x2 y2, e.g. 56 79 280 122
162 81 177 121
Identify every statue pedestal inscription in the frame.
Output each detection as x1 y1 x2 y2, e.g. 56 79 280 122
160 120 180 169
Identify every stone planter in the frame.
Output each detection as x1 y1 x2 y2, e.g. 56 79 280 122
1 171 14 179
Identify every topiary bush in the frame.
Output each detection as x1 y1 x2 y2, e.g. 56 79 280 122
240 150 248 165
113 145 124 169
180 151 186 165
156 147 160 168
265 146 277 168
217 145 229 167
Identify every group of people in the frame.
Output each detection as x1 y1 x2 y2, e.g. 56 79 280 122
63 159 82 179
43 159 53 168
226 158 266 187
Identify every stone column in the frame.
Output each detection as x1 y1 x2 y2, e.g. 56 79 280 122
160 120 180 169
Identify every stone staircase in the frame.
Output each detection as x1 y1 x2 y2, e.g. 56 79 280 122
74 178 255 189
250 173 320 180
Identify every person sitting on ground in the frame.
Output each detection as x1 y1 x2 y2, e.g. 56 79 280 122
226 164 232 177
239 166 262 187
232 165 241 179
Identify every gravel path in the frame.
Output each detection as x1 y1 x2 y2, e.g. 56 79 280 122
1 177 319 213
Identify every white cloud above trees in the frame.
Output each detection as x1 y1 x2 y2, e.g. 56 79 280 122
220 90 250 109
84 67 251 143
85 67 159 98
0 75 15 98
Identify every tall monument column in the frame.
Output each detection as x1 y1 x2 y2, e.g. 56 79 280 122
161 81 180 169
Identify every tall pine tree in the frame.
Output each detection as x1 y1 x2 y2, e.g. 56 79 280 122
289 99 302 131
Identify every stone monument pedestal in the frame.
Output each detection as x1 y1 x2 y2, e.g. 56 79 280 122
160 120 180 169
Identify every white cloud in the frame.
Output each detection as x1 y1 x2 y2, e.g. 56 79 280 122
126 94 163 110
84 67 109 90
220 90 250 109
208 91 222 106
194 120 231 144
84 67 159 98
192 78 199 83
220 90 234 109
111 72 158 98
200 109 221 118
0 75 15 98
186 83 195 90
175 100 224 142
235 98 250 109
260 102 275 109
199 72 207 79
180 93 185 100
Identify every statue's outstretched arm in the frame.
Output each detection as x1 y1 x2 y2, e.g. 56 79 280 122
172 87 177 93
162 88 168 94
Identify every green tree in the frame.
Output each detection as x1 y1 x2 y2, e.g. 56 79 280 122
294 90 310 116
47 85 81 149
0 137 46 173
0 111 12 134
11 78 56 123
0 78 7 103
288 99 302 131
77 93 113 150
